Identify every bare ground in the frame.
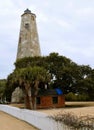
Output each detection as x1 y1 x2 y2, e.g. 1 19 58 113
38 102 94 116
0 111 39 130
10 102 94 116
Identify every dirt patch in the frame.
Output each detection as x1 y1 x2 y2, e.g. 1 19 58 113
65 101 94 107
38 102 94 116
39 106 94 116
9 103 25 109
0 111 39 130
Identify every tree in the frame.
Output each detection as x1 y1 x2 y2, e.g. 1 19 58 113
9 53 94 101
74 65 92 96
0 79 6 102
4 73 19 102
14 53 93 96
7 66 50 109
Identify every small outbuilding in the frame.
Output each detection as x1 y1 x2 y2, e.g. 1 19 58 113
36 89 65 109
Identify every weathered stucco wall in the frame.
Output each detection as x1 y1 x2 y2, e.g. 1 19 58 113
16 9 41 59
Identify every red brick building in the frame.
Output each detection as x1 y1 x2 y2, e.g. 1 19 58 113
36 89 65 109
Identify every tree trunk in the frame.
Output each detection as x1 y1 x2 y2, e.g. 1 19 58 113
32 80 39 109
24 83 33 109
32 96 37 110
28 87 33 109
24 81 39 110
24 94 31 109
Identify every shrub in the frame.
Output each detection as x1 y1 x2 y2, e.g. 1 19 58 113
65 92 89 101
65 92 77 101
49 112 94 129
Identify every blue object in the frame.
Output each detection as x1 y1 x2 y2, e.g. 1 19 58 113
55 88 63 95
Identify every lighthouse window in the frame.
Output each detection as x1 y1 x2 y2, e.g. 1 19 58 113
25 23 29 29
32 17 34 20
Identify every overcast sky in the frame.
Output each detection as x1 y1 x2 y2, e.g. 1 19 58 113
0 0 94 79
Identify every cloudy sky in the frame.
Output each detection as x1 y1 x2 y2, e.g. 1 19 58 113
0 0 94 79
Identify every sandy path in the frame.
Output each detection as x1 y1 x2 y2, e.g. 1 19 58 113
38 102 94 116
39 106 94 116
0 111 39 130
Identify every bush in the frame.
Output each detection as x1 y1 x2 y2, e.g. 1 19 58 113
77 94 89 101
65 92 89 101
49 112 94 129
65 92 77 101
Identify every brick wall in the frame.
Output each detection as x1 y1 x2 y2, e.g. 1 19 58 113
37 95 65 109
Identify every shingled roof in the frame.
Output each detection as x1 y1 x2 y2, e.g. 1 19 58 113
38 89 63 96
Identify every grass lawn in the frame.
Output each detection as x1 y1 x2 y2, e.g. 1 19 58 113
9 101 94 109
65 101 94 108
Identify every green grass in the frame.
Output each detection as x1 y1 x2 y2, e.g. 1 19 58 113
65 102 94 108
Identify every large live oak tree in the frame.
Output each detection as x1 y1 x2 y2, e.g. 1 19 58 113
15 53 93 96
5 52 94 105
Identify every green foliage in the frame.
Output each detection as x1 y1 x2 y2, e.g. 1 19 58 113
0 79 6 98
5 66 51 102
77 94 89 101
4 73 18 102
65 92 77 101
65 92 89 101
15 56 44 69
14 53 75 92
13 66 51 84
6 52 94 101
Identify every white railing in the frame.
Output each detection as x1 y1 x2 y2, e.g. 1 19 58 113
0 104 68 130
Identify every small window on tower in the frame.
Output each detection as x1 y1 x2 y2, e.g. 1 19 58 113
32 16 34 20
25 23 29 29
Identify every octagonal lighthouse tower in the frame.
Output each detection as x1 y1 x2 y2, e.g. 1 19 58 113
16 9 41 59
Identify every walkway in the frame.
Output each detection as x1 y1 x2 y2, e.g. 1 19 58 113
0 111 39 130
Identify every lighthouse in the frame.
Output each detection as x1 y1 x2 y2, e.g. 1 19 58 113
16 9 41 59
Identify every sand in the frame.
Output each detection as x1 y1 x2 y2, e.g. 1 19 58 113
0 111 39 130
39 106 94 117
38 104 94 120
38 102 94 116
